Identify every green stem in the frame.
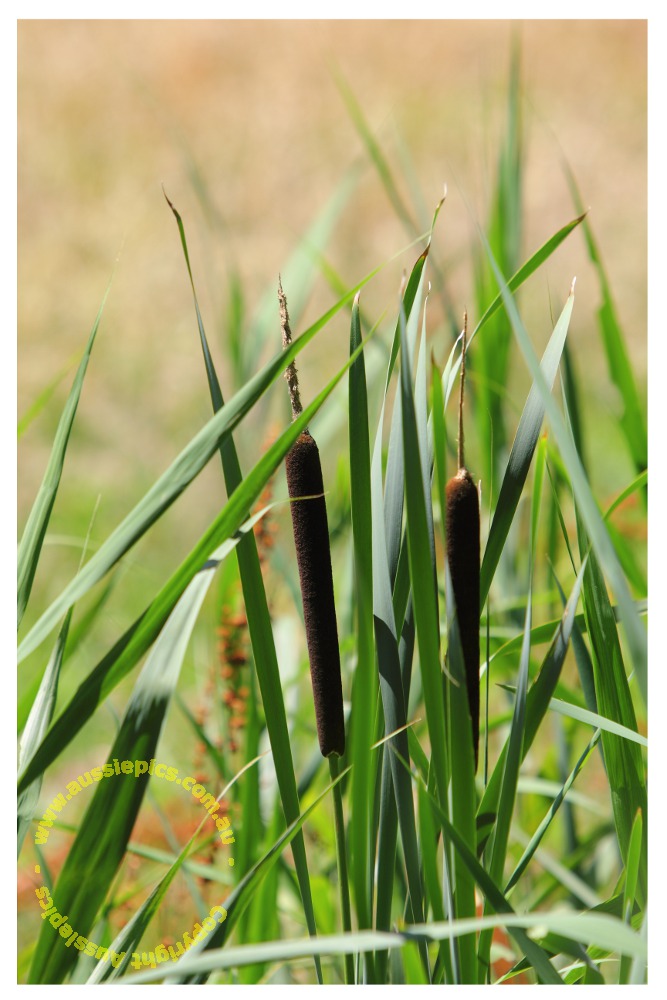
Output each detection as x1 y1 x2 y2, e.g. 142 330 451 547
329 755 355 984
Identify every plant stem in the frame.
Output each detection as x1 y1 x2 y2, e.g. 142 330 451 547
457 310 467 471
329 754 355 984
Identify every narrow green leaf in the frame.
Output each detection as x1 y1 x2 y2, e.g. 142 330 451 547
470 213 586 350
619 811 643 984
604 469 647 521
431 357 448 553
548 699 647 747
17 356 78 438
480 292 574 605
17 611 71 855
369 251 432 976
628 913 647 984
348 293 377 976
506 730 601 893
333 67 418 236
122 905 645 984
18 288 108 626
374 753 399 981
565 165 647 475
479 438 543 976
399 303 448 807
382 254 429 585
444 566 478 983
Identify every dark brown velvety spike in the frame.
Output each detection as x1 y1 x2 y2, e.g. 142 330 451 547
446 468 480 771
285 431 345 757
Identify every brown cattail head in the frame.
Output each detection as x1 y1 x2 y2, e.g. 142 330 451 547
445 312 480 770
446 468 480 770
285 430 345 757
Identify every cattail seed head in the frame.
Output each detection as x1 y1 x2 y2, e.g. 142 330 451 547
285 430 345 757
445 312 480 770
446 467 480 769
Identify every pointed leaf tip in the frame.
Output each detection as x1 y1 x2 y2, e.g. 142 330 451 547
162 186 178 216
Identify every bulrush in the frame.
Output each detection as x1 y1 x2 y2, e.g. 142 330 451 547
280 279 345 758
445 314 480 770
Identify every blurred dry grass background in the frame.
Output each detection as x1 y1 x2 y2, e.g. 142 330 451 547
18 18 646 618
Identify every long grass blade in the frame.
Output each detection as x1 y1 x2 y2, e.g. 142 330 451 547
17 289 108 626
17 611 71 855
469 213 586 354
333 67 417 236
122 904 644 984
472 43 523 489
506 729 601 893
348 293 377 980
619 810 643 984
17 356 78 438
382 249 430 585
399 309 447 789
548 699 647 747
480 292 574 605
444 565 478 983
564 164 647 476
